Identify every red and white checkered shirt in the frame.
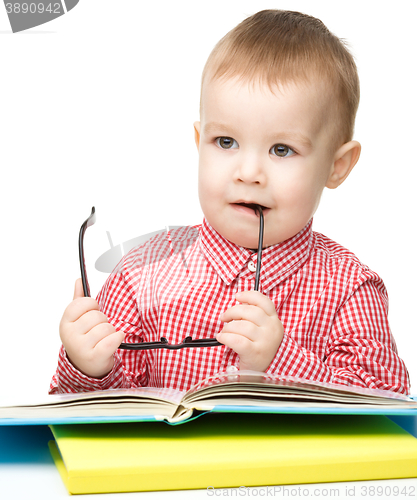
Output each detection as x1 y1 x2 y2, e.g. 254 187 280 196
50 218 410 394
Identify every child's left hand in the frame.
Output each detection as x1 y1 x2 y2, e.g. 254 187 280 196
218 291 284 372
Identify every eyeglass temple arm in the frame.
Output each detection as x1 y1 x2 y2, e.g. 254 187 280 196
254 206 264 292
78 206 96 298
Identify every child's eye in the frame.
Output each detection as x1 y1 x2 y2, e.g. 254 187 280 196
216 137 239 150
270 144 295 157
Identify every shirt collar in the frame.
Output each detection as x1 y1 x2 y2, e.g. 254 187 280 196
199 218 314 292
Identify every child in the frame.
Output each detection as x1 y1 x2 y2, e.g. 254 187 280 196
50 10 410 394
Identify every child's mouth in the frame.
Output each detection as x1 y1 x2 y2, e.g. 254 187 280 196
232 202 269 216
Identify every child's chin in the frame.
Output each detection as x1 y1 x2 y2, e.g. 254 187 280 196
226 232 259 249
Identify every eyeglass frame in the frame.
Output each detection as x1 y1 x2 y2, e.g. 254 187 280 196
78 206 264 350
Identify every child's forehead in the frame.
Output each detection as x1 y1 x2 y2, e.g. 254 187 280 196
201 76 333 121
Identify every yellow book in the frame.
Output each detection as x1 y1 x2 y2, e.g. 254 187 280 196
49 413 417 495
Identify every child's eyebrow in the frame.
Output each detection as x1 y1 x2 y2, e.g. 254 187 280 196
203 122 236 135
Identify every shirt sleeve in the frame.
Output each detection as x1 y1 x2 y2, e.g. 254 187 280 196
49 254 146 394
265 274 411 395
49 345 129 394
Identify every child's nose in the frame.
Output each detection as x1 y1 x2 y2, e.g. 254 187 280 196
235 154 266 184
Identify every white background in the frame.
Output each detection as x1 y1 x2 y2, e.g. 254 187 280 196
0 0 416 401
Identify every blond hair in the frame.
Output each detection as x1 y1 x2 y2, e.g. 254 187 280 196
201 10 360 147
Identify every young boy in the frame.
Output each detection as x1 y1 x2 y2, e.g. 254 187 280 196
50 10 410 394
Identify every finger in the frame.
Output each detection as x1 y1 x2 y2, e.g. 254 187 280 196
93 328 126 355
80 321 117 349
62 296 101 324
235 291 277 316
221 303 265 327
216 330 253 356
73 278 84 300
74 309 111 336
220 319 259 341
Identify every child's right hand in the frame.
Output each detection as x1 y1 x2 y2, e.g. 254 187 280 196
59 279 126 379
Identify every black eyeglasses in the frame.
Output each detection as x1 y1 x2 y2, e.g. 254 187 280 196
79 206 264 350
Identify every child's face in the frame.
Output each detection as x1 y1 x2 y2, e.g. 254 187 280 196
194 77 347 249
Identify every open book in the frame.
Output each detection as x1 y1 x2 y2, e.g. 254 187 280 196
1 371 416 425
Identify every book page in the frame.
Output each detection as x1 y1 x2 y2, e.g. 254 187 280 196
0 387 186 420
182 371 416 409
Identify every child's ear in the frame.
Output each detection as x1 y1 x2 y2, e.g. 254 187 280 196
193 121 201 150
326 140 361 189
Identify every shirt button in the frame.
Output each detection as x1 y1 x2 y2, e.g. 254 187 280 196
248 260 257 272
